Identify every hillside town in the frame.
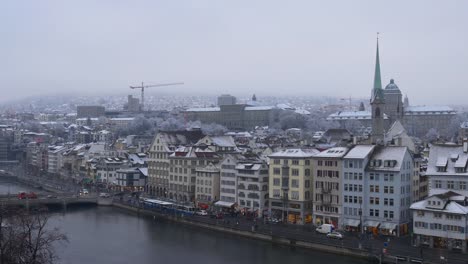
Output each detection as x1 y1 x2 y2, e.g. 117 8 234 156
1 41 468 258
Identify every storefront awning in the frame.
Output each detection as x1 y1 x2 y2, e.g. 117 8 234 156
344 218 360 227
364 220 380 227
214 201 235 208
380 222 397 230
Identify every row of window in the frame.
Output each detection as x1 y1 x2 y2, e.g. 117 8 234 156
196 187 212 194
433 180 467 190
417 211 463 220
239 200 260 208
273 168 311 176
315 181 339 191
220 188 235 194
369 209 394 218
344 172 363 181
315 194 340 204
273 159 312 165
415 222 465 233
316 170 339 178
317 160 338 167
344 207 361 216
368 197 394 206
344 184 363 192
272 189 304 200
369 185 395 194
315 205 339 213
344 195 362 204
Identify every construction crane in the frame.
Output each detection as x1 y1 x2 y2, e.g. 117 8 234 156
129 82 184 111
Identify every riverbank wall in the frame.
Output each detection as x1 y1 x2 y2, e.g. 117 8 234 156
113 203 375 262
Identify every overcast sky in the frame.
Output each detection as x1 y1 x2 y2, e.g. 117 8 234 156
1 1 467 105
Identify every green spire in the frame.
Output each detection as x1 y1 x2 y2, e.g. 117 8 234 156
371 36 384 103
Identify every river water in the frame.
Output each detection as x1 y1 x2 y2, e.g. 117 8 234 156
2 182 368 264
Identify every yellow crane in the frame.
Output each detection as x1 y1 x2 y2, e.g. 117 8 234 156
129 82 184 111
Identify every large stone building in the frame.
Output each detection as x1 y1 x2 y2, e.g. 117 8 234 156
327 40 456 137
77 106 105 118
184 104 273 130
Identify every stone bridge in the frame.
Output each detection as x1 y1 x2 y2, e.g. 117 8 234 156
0 196 102 209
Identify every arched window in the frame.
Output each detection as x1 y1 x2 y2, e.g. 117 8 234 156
375 107 381 118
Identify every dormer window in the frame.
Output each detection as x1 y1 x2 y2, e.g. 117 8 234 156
436 157 448 172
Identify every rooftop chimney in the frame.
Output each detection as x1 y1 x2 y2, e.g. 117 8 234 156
463 138 468 153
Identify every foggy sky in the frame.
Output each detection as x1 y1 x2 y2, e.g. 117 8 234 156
1 1 467 105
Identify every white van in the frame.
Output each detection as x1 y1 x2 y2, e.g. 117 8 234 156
316 224 334 234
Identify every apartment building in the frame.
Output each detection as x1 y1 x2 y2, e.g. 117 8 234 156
219 154 241 204
426 143 468 197
342 145 375 232
313 147 349 227
364 146 413 237
269 149 318 225
147 130 204 197
236 160 269 217
168 146 220 203
411 191 468 252
195 163 221 205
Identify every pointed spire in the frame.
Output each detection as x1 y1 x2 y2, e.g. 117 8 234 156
371 33 384 103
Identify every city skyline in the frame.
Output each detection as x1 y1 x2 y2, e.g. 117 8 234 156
1 1 467 105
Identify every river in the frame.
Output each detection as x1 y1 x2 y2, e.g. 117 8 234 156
2 182 368 264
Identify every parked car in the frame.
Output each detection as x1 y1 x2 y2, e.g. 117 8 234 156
316 224 334 234
196 210 208 216
46 194 57 199
326 231 343 239
99 193 111 198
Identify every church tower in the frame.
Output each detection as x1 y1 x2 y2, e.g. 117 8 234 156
371 38 385 144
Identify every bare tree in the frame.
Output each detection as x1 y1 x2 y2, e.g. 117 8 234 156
0 207 67 264
201 123 227 136
425 128 439 143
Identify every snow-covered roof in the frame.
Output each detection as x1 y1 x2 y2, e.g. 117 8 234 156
294 109 310 115
315 147 349 158
269 148 319 158
235 163 263 171
344 145 375 159
455 156 468 168
276 103 295 110
245 106 273 111
185 107 220 112
410 195 468 215
367 146 408 171
88 143 105 154
426 144 468 176
138 167 148 177
404 105 455 114
110 118 135 121
327 110 389 120
210 136 236 147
